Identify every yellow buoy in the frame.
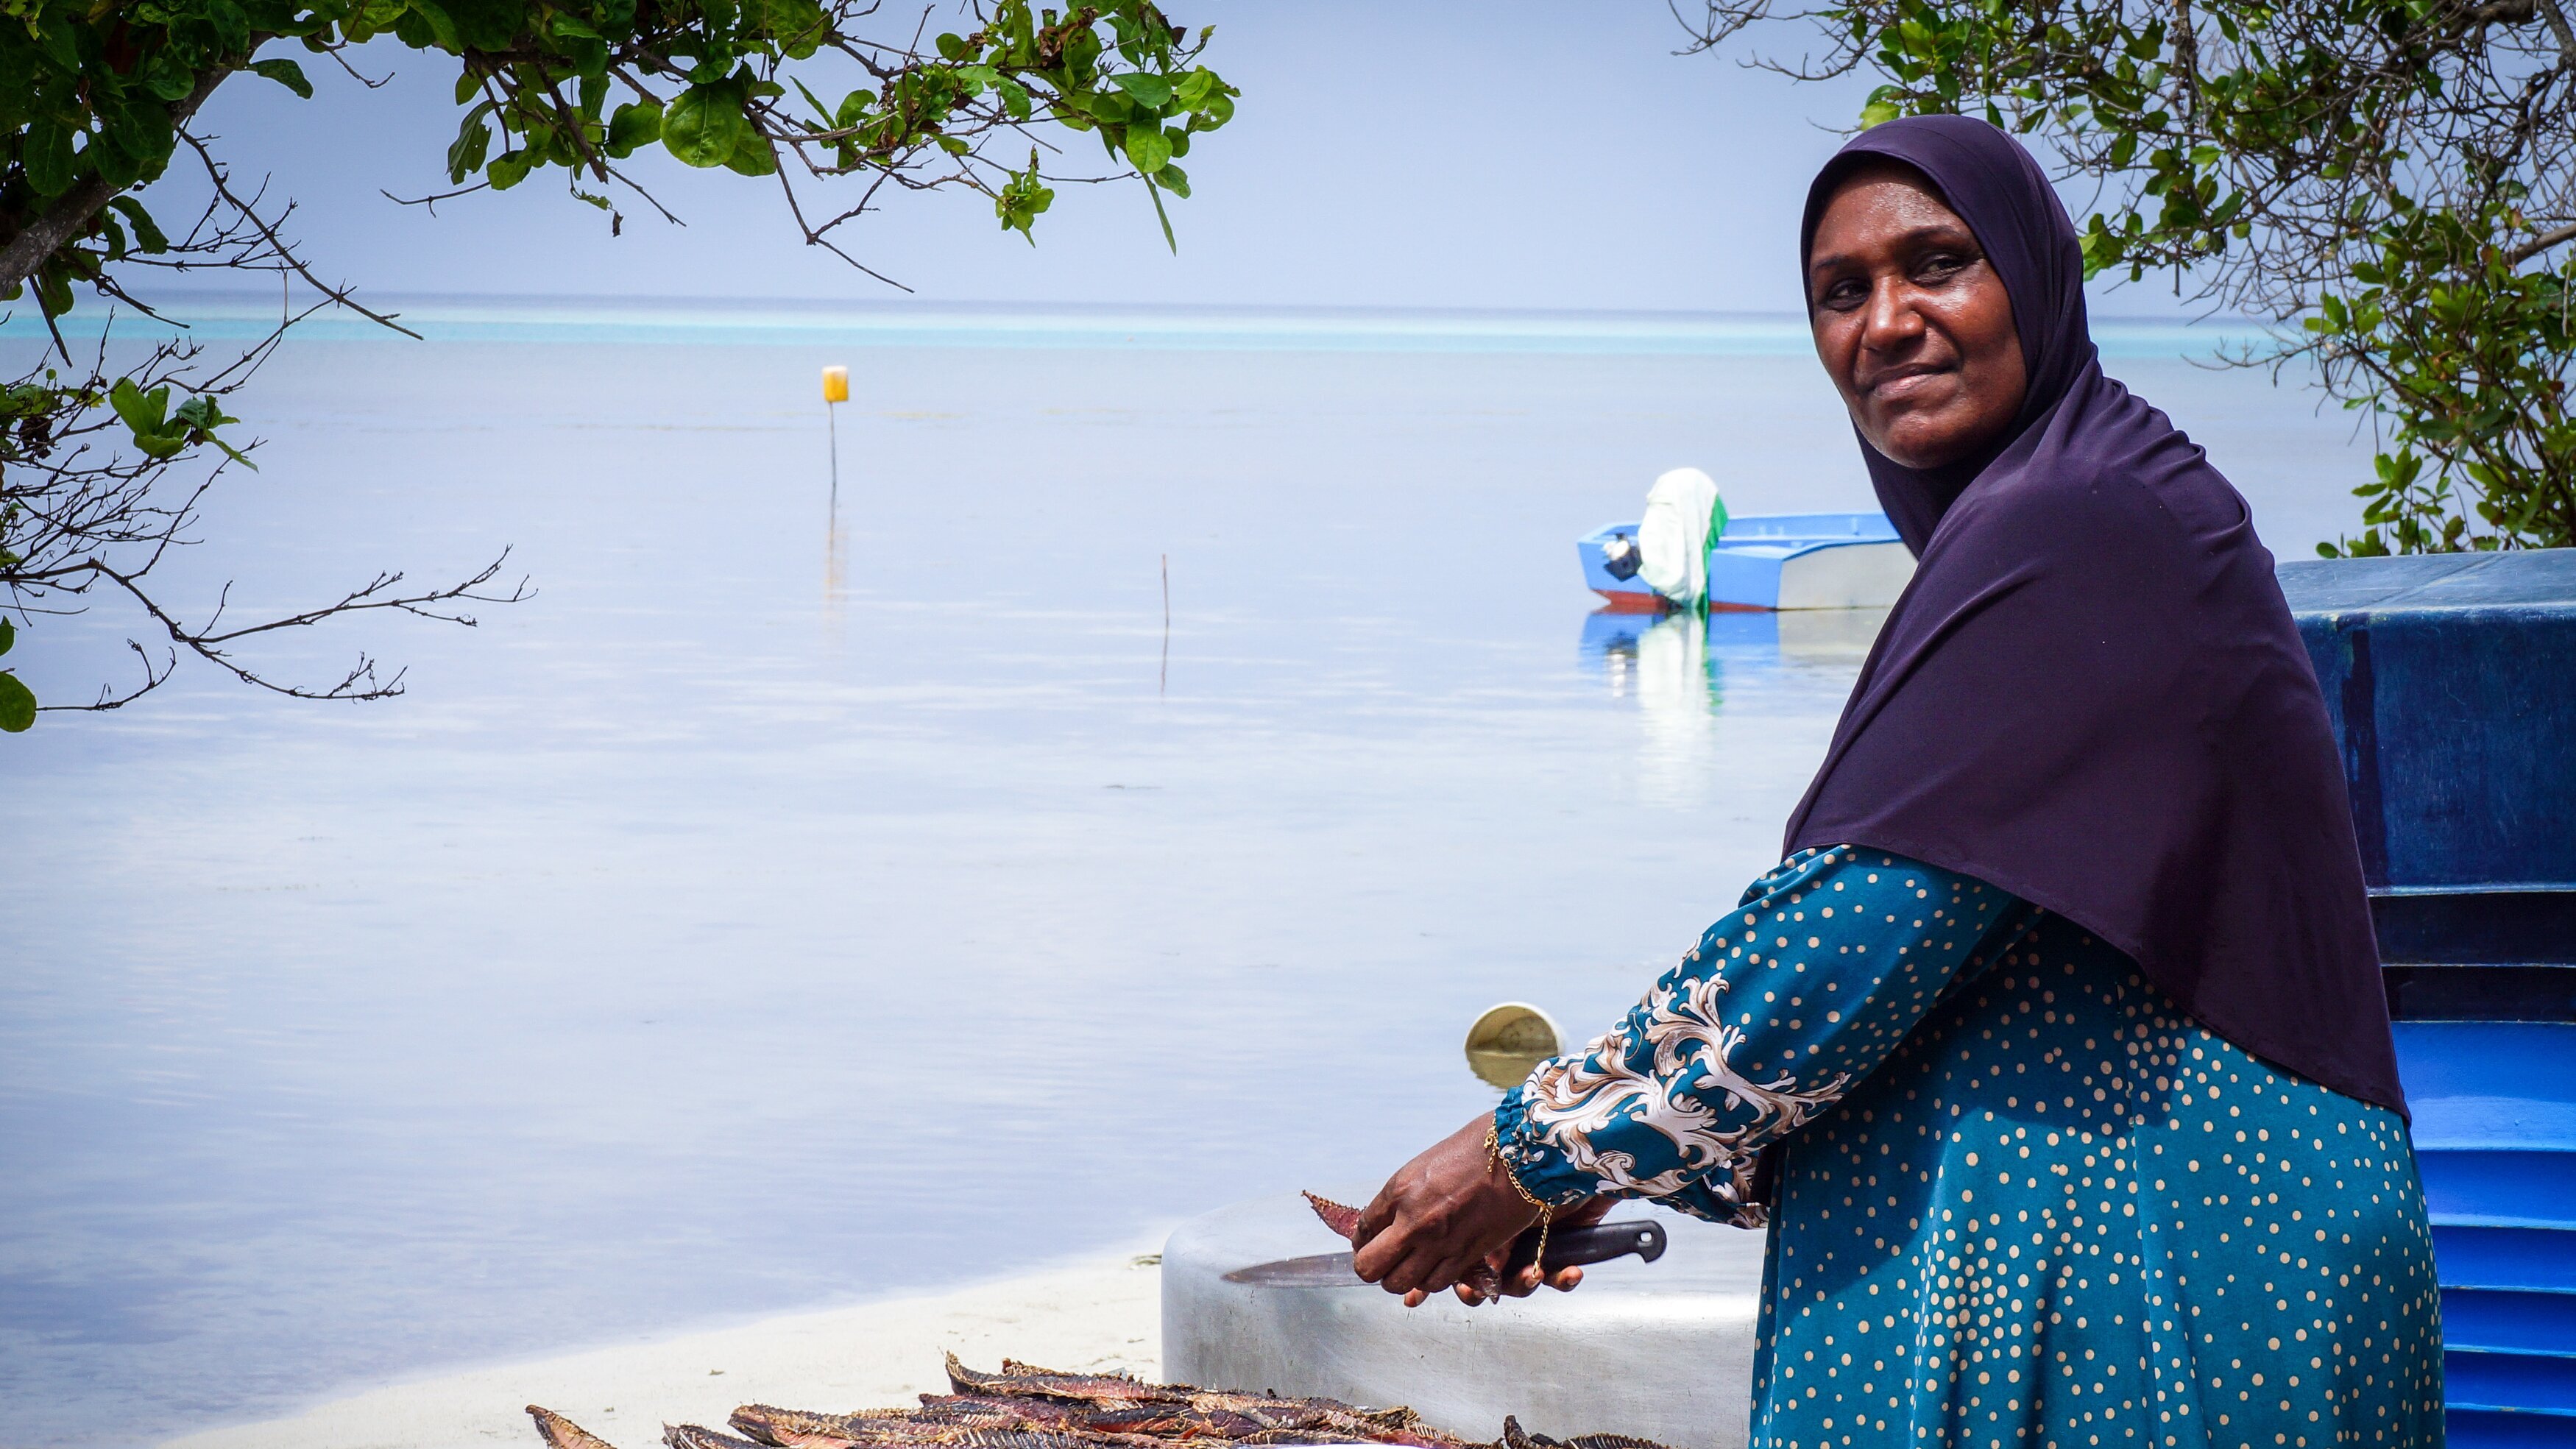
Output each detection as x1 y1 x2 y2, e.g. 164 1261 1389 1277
1463 1001 1563 1090
821 366 849 489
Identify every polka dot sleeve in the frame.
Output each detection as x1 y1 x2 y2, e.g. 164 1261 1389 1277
1492 845 2034 1226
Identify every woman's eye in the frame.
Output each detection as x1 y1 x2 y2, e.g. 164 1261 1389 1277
1819 279 1867 309
1917 253 1970 282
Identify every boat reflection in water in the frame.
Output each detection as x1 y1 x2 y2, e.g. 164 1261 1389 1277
1582 605 1889 804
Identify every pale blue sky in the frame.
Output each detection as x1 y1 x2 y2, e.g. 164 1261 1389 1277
156 3 2212 317
161 3 1900 311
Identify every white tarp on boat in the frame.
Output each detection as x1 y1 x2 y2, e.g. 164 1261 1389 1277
1635 467 1722 606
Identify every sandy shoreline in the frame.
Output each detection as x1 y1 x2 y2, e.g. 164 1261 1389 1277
160 1247 1169 1449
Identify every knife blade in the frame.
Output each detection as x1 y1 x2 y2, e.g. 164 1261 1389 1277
1222 1219 1668 1288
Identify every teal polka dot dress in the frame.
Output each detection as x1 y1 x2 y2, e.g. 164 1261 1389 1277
1495 846 2444 1448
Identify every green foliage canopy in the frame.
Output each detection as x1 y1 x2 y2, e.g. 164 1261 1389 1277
1682 0 2576 555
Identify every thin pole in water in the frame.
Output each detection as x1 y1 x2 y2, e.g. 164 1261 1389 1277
1161 553 1170 697
821 365 850 491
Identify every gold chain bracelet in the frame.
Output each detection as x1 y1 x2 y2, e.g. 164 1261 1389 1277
1485 1120 1552 1274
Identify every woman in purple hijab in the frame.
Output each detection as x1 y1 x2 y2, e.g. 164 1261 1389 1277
1348 117 2444 1446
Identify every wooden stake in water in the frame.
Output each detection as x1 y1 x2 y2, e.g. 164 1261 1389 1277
1161 553 1170 696
821 365 849 489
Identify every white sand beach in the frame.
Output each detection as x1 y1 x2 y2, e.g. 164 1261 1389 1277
160 1250 1168 1449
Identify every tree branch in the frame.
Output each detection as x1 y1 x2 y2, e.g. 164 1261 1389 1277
2508 220 2576 263
2536 0 2576 64
0 63 236 294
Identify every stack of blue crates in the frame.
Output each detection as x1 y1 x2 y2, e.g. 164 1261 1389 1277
2285 549 2576 1448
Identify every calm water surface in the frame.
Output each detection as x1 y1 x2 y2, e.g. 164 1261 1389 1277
0 303 2374 1445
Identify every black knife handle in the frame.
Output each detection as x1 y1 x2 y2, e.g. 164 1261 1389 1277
1501 1219 1668 1277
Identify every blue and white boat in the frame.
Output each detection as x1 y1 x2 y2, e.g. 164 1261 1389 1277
1578 511 1912 612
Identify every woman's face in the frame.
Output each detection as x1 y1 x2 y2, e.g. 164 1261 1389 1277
1807 163 2028 470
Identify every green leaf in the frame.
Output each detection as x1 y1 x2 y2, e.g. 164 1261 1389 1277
250 57 314 97
110 378 171 438
31 18 80 74
995 146 1054 240
442 0 524 51
1143 172 1175 252
107 197 169 254
173 394 238 431
22 118 75 197
1858 99 1901 128
1111 71 1172 110
395 1 456 51
90 127 150 190
606 99 662 157
724 132 778 174
1123 124 1172 174
0 616 14 656
447 104 495 180
207 0 254 55
662 82 751 168
791 76 835 124
485 148 533 190
145 48 199 102
0 671 35 733
758 0 827 54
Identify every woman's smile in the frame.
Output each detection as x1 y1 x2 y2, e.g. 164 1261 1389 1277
1861 360 1953 400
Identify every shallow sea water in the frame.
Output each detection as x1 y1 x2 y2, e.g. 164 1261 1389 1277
0 302 2377 1445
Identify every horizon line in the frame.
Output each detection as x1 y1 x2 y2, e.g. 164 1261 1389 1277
3 291 2280 358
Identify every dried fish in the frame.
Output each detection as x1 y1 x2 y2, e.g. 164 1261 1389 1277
731 1403 909 1448
529 1356 1674 1449
1301 1193 1362 1241
949 1355 1189 1405
1497 1416 1669 1449
531 1407 623 1449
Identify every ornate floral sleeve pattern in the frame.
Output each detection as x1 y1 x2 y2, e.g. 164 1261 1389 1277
1492 845 2031 1227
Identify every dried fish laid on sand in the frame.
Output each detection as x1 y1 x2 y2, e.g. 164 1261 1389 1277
525 1358 1676 1449
531 1406 625 1449
1499 1419 1671 1449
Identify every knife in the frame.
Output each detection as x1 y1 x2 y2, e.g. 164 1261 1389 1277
1222 1219 1667 1288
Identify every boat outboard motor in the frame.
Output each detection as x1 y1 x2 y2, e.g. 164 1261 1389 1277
1601 532 1643 581
1637 467 1724 606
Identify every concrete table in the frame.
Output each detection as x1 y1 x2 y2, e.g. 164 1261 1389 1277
1162 1192 1766 1449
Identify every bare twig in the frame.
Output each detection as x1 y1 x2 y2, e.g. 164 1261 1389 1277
178 130 423 341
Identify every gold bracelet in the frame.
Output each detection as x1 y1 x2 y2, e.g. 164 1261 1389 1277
1485 1119 1553 1272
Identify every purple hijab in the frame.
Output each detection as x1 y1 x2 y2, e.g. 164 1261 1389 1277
1783 116 2405 1116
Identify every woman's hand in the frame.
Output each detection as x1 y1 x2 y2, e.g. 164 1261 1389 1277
1349 1114 1609 1306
